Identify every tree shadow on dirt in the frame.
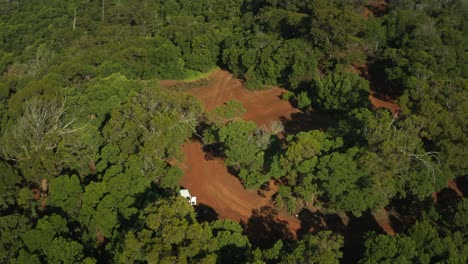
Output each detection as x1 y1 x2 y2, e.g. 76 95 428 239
435 188 463 212
202 142 224 160
367 60 404 99
455 175 467 197
242 206 294 249
296 209 347 239
256 181 273 198
195 203 219 223
387 213 406 234
366 0 389 18
280 111 335 135
342 212 386 264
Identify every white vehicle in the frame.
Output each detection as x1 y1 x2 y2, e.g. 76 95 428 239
180 189 197 205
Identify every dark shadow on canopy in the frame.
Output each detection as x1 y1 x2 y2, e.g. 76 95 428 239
242 206 295 249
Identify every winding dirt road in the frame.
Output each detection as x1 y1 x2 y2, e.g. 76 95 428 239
178 70 302 237
174 69 402 240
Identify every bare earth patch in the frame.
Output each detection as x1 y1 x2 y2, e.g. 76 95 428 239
369 93 400 116
371 208 396 236
179 70 302 238
188 70 300 125
180 141 301 238
176 69 404 240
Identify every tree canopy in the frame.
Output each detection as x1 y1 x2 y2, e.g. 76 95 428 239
0 0 465 262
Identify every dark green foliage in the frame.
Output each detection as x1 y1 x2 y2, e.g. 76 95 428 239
48 175 82 217
361 110 445 200
0 214 32 262
280 231 344 264
101 88 203 184
313 69 371 113
277 130 384 215
374 0 467 185
317 148 380 216
361 199 468 264
277 130 342 211
223 36 318 89
218 120 267 188
209 100 246 124
115 198 252 263
67 73 143 125
0 162 21 211
0 0 466 262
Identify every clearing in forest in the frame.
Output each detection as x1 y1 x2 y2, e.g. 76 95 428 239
173 69 400 239
177 70 303 238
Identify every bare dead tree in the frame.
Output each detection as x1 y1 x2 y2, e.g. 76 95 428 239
364 116 442 182
101 0 105 22
262 120 285 135
26 44 53 77
73 8 77 30
1 96 86 161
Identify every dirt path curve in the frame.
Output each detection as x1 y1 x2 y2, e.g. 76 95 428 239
369 93 400 116
178 70 302 236
176 69 401 239
180 142 301 232
188 70 300 125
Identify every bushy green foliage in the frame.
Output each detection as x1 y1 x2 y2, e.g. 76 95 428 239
280 231 343 264
209 100 246 124
313 69 370 113
219 120 266 188
0 162 21 211
361 199 468 264
0 0 465 262
116 198 252 263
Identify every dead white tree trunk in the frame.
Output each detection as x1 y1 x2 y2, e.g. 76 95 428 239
73 8 77 30
102 0 105 22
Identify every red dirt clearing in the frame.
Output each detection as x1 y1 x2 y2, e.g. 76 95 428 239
180 141 301 234
178 70 302 236
188 70 300 125
176 69 401 238
369 93 400 116
362 0 389 19
447 179 463 197
352 62 401 116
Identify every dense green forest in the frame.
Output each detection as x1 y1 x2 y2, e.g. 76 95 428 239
0 0 466 263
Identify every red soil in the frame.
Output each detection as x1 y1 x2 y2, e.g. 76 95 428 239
371 209 396 236
159 79 180 88
361 7 372 19
447 179 463 197
179 70 302 236
433 179 464 203
180 141 301 235
188 70 300 125
352 62 401 116
31 188 41 200
369 93 400 116
363 0 389 18
176 69 400 238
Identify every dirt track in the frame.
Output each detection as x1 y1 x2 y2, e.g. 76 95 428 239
178 70 302 238
369 93 400 116
180 142 301 233
174 69 401 240
188 70 300 125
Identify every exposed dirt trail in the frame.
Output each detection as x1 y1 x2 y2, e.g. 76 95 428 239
371 209 396 236
369 93 400 116
175 69 404 240
177 70 302 237
180 142 301 234
188 70 300 125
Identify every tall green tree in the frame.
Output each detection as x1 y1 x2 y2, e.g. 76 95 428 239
313 69 370 114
